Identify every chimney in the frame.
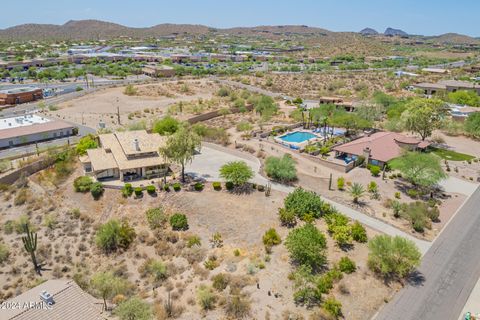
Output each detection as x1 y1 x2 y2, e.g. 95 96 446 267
363 146 371 163
133 138 140 151
40 290 54 305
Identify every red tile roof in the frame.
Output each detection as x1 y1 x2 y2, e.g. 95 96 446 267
333 132 430 163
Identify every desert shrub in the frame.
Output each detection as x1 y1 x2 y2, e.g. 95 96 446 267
394 191 401 199
337 177 345 190
163 184 170 192
351 221 368 243
0 243 10 264
197 285 216 310
225 294 251 319
145 207 167 229
134 187 143 197
368 235 421 279
236 121 253 132
13 215 34 234
194 182 204 191
402 201 437 231
90 182 104 200
331 225 353 247
186 235 201 248
3 220 14 235
169 213 188 231
140 259 168 283
73 176 93 192
284 188 325 219
146 185 156 194
324 212 349 233
95 219 136 253
264 154 297 183
43 213 58 230
14 188 28 206
407 188 419 199
172 183 181 191
338 257 356 274
212 181 222 191
123 84 137 96
285 223 327 270
153 116 180 135
323 297 342 319
212 273 230 291
368 181 378 193
122 183 133 197
233 249 241 256
262 228 281 250
204 256 219 270
278 207 297 227
369 165 381 177
225 181 234 190
115 297 152 320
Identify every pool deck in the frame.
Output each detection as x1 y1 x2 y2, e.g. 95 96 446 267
274 129 323 149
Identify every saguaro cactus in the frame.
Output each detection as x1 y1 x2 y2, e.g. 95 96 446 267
22 224 39 274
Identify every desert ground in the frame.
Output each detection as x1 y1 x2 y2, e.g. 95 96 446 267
0 161 399 320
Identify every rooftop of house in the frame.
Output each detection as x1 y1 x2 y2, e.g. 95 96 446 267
333 131 430 163
0 87 42 95
88 130 166 171
0 118 74 140
0 279 106 320
438 80 479 89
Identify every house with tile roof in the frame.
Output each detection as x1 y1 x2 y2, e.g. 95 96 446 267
332 131 430 168
0 279 106 320
80 130 169 181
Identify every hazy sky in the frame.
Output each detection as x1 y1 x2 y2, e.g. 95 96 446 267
2 0 479 36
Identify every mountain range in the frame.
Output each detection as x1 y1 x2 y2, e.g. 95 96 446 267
0 20 478 45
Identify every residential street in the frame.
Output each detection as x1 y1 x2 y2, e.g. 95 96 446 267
374 186 480 320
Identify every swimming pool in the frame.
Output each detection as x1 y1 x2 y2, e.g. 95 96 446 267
279 131 318 143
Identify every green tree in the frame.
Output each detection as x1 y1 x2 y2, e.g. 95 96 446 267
219 161 254 186
95 219 136 253
389 152 446 188
285 223 327 270
159 125 201 182
264 154 297 183
348 183 365 204
284 188 326 219
115 297 152 320
401 98 447 140
91 272 130 311
76 135 98 155
367 235 421 279
448 90 480 107
465 112 480 139
152 116 180 135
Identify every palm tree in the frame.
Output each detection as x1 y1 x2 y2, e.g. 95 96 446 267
349 183 365 204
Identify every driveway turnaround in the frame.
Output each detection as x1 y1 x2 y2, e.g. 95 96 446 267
374 186 480 320
187 144 431 253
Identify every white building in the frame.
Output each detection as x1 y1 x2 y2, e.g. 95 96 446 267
0 115 75 148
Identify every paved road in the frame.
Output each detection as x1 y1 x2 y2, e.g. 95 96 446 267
374 186 480 320
187 143 431 253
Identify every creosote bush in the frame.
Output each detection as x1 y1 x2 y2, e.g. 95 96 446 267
95 219 136 253
73 176 93 192
169 213 189 231
145 207 167 230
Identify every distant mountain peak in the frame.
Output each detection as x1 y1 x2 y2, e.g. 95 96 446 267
384 27 408 37
360 28 378 35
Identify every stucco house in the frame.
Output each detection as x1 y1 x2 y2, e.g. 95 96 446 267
80 130 169 181
332 131 430 168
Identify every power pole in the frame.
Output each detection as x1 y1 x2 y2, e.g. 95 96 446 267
117 106 121 125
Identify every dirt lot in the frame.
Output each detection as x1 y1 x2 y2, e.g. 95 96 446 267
46 79 222 130
0 161 399 320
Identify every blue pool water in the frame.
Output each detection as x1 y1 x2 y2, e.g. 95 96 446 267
279 131 317 143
